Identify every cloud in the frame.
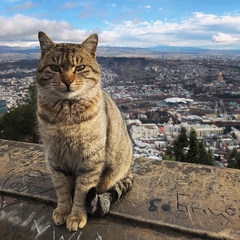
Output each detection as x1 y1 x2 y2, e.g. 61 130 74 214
101 12 240 48
0 14 91 47
212 33 239 42
1 12 240 49
0 14 70 39
8 1 36 11
63 2 78 9
183 12 240 33
137 5 151 10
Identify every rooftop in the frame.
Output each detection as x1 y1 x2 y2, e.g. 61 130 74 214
0 139 239 240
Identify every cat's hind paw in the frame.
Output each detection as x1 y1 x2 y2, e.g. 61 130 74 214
66 213 87 231
53 208 70 225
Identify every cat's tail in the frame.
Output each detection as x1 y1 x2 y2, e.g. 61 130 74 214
86 174 134 217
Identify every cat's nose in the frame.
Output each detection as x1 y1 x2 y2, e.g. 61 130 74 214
61 77 74 88
63 80 72 88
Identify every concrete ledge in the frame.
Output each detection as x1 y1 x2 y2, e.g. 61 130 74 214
0 139 239 240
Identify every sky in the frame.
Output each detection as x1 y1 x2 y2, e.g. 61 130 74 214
1 0 240 49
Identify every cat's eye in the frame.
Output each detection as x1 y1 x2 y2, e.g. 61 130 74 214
50 65 61 72
75 65 85 72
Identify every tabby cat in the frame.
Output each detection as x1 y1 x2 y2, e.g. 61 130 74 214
36 32 133 231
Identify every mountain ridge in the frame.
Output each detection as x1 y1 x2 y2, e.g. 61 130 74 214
0 45 240 58
0 45 209 54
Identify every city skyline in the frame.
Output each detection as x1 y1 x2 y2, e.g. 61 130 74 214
1 0 240 49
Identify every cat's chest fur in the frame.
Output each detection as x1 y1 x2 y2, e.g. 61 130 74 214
39 98 107 174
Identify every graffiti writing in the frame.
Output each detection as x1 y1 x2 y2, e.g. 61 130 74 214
2 170 54 195
147 192 237 228
0 207 103 240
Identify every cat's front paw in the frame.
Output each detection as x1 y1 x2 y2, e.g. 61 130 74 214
53 208 70 225
66 213 87 231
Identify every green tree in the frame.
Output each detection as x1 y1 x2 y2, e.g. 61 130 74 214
173 127 189 162
198 141 214 166
185 129 199 163
0 84 38 143
185 130 214 166
228 148 240 169
170 127 213 166
163 145 175 160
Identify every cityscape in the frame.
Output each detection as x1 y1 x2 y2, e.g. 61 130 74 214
1 50 240 167
1 1 240 238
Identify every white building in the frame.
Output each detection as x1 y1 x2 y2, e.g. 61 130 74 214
192 124 223 138
129 123 160 140
163 120 223 142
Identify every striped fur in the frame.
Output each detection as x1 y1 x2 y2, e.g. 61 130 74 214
86 174 134 217
36 32 133 231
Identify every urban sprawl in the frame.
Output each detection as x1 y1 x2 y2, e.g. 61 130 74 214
1 54 240 167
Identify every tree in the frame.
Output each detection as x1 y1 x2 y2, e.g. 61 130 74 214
173 127 188 162
163 145 175 160
228 148 240 169
198 141 214 166
170 127 213 166
0 84 38 143
185 129 199 163
185 130 214 166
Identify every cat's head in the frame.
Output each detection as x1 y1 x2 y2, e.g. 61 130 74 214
36 32 101 100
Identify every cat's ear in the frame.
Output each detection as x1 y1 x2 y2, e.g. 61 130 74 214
81 34 98 58
38 31 56 54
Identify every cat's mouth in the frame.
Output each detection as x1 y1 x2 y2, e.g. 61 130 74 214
63 85 75 92
65 88 74 92
53 84 82 95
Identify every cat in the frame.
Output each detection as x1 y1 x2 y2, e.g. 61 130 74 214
36 31 133 232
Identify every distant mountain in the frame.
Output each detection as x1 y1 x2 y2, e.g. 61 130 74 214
0 45 207 54
0 44 239 58
148 45 208 52
0 45 39 54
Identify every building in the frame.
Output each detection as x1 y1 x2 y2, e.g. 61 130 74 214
163 120 223 142
181 115 202 124
129 123 160 140
163 120 191 142
191 124 223 138
205 134 238 150
217 72 224 83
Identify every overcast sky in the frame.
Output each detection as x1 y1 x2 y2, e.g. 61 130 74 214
1 0 240 49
